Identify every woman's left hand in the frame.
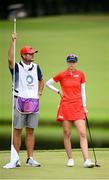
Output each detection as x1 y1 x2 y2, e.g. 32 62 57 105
84 106 88 115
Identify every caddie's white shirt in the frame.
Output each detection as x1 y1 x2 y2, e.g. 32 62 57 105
15 61 39 99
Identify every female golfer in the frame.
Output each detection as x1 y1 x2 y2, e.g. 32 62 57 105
46 54 94 168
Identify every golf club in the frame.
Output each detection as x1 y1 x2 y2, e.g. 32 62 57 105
86 116 100 167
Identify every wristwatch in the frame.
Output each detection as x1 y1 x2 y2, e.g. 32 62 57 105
39 91 42 95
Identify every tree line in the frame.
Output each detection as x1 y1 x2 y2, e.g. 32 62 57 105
0 0 109 19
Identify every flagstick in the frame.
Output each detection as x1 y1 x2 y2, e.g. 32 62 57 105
11 18 16 147
3 18 19 169
10 18 19 165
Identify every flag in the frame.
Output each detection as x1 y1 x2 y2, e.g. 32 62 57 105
3 144 19 169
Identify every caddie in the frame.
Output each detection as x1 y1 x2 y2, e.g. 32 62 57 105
8 32 44 167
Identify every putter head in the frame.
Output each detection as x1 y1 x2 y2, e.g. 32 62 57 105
95 163 101 167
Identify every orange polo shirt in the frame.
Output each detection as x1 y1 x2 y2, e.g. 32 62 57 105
53 69 86 101
53 69 86 121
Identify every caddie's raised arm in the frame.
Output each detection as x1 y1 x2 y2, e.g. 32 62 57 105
8 33 17 69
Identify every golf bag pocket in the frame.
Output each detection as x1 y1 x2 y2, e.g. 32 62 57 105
16 97 39 114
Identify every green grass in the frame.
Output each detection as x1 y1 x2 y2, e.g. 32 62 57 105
0 15 109 121
0 125 109 141
0 149 109 179
0 125 108 150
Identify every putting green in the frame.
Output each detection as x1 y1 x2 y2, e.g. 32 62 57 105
0 149 109 179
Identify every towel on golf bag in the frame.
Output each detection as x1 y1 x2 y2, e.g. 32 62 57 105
16 97 39 113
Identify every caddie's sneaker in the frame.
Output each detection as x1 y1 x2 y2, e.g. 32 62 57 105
26 157 41 167
16 159 21 167
83 159 94 168
67 159 74 167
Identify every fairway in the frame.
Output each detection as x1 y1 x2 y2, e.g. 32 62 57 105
0 149 109 180
0 15 108 179
0 15 109 122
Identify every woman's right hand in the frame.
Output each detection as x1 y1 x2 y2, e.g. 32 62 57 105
58 91 63 98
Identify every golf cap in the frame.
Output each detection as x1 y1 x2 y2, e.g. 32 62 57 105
20 46 38 55
66 54 78 63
